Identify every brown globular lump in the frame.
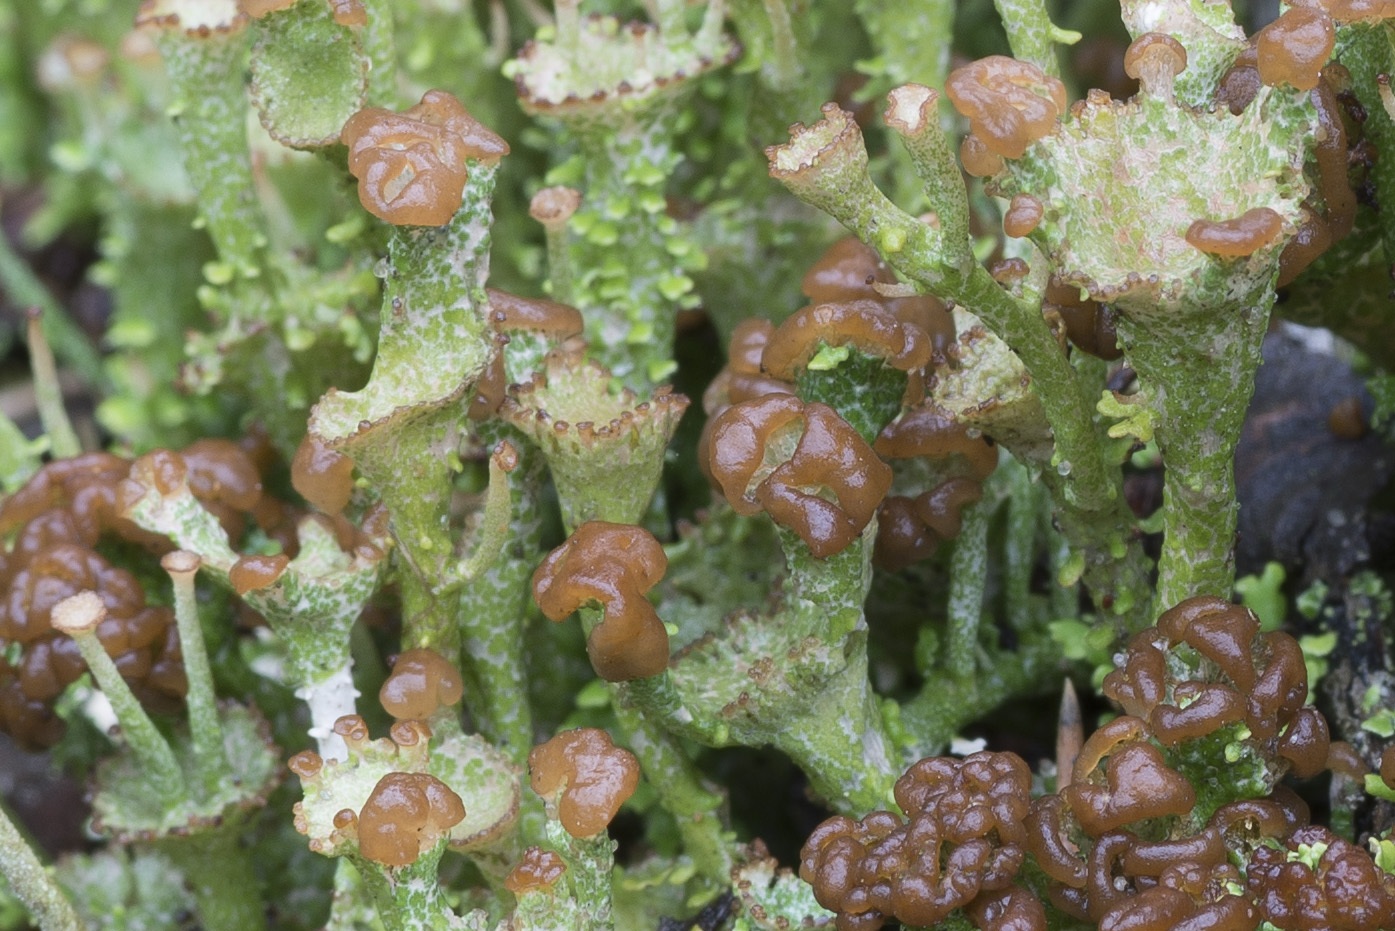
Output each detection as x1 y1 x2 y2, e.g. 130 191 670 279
528 185 581 227
1246 825 1395 930
798 236 954 355
1185 208 1284 258
357 771 466 867
326 0 366 27
341 90 508 226
291 434 356 515
1325 0 1395 25
1044 279 1121 360
946 56 1067 159
1256 6 1336 91
504 847 567 895
753 403 894 558
1382 746 1395 789
761 300 932 382
229 553 290 596
379 648 464 720
528 728 639 838
1062 742 1196 836
1003 194 1044 238
707 396 892 557
800 751 1035 931
961 132 1006 177
532 522 670 681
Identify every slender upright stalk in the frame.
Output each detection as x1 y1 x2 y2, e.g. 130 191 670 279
51 593 186 802
946 499 990 676
0 804 83 931
24 311 80 458
162 551 226 782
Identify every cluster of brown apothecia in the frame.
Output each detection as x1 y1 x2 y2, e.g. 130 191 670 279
0 429 396 748
800 597 1395 931
290 645 637 876
0 437 297 747
700 236 997 568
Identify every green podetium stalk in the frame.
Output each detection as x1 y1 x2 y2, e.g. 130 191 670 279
139 0 379 453
989 39 1321 607
506 0 737 387
512 728 638 931
135 0 264 276
0 805 83 931
309 91 508 657
632 398 901 813
49 592 280 931
528 512 733 886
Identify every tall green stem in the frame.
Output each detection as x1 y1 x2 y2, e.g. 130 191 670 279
946 499 990 677
0 804 83 931
457 439 546 760
163 552 226 785
1114 286 1273 610
53 595 186 803
24 311 80 459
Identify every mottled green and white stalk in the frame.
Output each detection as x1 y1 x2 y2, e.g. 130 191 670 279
992 0 1081 78
311 160 500 654
51 592 187 802
161 551 226 785
0 804 83 931
508 0 735 386
457 437 545 761
136 0 266 277
353 842 458 931
946 498 990 677
651 523 899 815
999 74 1318 605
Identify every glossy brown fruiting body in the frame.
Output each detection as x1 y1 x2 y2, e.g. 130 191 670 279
504 847 567 894
1064 741 1197 836
871 404 998 570
469 289 585 419
1246 825 1395 930
800 751 1041 931
800 237 954 354
357 772 466 867
229 554 290 595
946 56 1067 160
291 434 355 515
762 301 933 383
1044 280 1121 361
1185 208 1285 257
532 522 670 681
341 90 508 226
707 396 893 558
1105 596 1314 752
378 648 465 720
1256 6 1336 92
528 727 639 838
1003 194 1044 238
1122 32 1188 98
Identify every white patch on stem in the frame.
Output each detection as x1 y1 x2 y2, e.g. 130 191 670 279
297 664 359 761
